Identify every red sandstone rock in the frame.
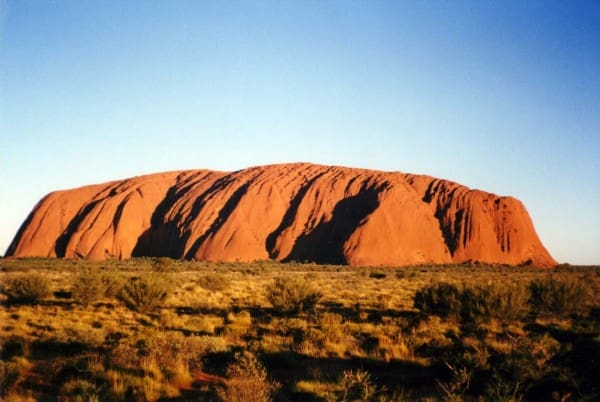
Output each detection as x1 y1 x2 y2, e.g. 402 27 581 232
6 163 556 267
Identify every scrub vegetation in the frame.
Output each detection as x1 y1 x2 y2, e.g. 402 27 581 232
0 258 599 401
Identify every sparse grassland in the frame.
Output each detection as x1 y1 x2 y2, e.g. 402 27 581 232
0 258 599 401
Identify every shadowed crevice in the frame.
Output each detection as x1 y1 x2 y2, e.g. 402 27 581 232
132 183 183 258
54 200 103 257
183 175 237 227
184 182 251 259
111 194 131 233
265 172 327 259
421 179 438 204
132 172 221 258
282 184 385 265
424 184 462 257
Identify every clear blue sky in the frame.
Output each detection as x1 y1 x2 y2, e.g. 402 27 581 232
1 1 599 264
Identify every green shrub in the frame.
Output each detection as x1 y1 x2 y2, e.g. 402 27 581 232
529 277 592 316
217 351 279 402
460 283 529 322
414 282 529 322
198 273 231 292
413 282 462 319
5 273 52 304
72 270 125 305
153 256 176 271
72 270 107 305
499 283 530 321
266 277 322 315
118 274 173 313
101 272 126 298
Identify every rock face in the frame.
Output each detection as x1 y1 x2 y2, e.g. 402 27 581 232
6 163 556 267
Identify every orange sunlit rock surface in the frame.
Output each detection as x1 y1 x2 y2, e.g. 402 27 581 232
6 163 556 267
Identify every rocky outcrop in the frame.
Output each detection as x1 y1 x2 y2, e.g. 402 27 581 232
6 163 556 267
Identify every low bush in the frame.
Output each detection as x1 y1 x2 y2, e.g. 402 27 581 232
130 330 197 389
485 333 561 401
529 277 592 316
5 273 52 304
460 282 529 322
118 274 173 313
72 270 107 305
101 272 126 298
217 351 279 402
153 257 176 271
339 369 376 401
266 276 322 315
414 282 529 322
72 270 125 305
198 273 231 292
413 282 462 319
